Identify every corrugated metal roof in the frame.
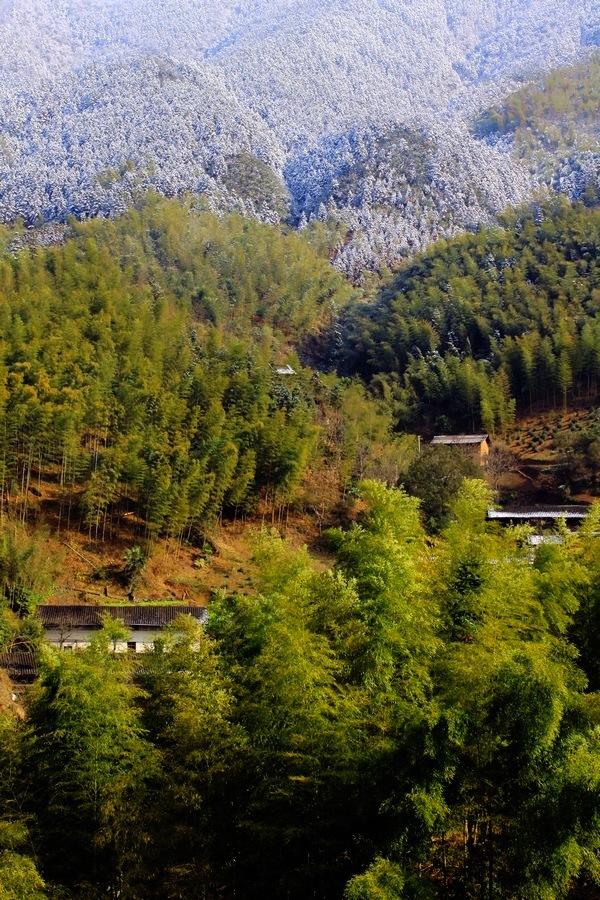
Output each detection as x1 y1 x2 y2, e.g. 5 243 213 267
431 434 489 445
488 506 588 520
528 535 564 545
38 605 207 627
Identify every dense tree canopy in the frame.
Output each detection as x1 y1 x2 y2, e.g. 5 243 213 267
0 194 388 546
340 197 600 431
1 482 600 897
2 188 600 897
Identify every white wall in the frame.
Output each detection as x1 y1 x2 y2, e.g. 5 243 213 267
45 628 164 652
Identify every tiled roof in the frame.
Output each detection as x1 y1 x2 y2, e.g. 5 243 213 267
431 434 489 445
38 605 207 627
0 650 37 680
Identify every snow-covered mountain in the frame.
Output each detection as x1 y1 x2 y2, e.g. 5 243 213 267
0 0 599 271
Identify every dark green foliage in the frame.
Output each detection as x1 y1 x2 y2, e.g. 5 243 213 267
568 508 600 691
401 444 482 532
0 716 46 899
133 616 246 898
24 634 156 896
444 555 486 641
570 577 600 691
122 546 146 590
207 537 377 899
340 198 600 430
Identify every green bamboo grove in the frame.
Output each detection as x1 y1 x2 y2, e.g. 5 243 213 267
2 482 600 897
0 195 365 541
342 198 600 431
1 192 600 541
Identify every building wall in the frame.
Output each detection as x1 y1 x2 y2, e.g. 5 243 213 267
45 627 164 651
462 441 489 464
432 438 490 465
455 442 489 465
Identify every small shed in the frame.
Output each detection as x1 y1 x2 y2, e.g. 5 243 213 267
0 650 37 683
275 364 297 376
431 434 490 465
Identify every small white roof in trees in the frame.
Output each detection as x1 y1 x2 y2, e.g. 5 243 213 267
487 506 588 520
431 434 489 445
527 535 564 546
275 364 297 375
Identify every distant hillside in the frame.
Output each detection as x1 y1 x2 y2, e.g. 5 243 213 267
287 121 533 277
475 53 600 206
336 197 600 432
0 1 598 272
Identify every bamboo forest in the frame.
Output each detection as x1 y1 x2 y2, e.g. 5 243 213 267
0 192 600 898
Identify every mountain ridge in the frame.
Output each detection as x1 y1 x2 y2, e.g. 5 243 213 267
0 0 598 272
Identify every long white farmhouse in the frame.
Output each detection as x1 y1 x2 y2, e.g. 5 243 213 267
37 605 207 653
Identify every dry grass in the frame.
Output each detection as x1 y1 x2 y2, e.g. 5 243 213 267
0 669 24 718
17 490 338 610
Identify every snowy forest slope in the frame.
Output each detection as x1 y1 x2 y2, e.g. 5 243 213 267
0 0 599 271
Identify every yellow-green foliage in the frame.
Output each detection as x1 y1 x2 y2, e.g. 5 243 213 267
1 484 600 897
475 52 600 147
0 194 362 536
